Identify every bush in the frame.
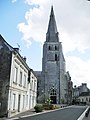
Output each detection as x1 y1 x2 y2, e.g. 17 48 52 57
43 104 50 110
49 104 55 110
43 104 55 110
34 104 43 113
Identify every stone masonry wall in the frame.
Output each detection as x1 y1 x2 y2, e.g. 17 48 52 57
0 37 12 117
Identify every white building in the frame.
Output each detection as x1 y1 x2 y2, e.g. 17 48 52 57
0 35 37 117
73 83 89 99
78 92 90 105
29 69 37 109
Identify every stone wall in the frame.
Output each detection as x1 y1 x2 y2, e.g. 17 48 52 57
0 36 12 116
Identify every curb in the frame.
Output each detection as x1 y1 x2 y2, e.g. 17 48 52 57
77 106 89 120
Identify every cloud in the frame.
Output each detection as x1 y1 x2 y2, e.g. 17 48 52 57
24 0 48 5
17 6 47 48
18 0 90 53
12 0 17 3
66 56 90 88
17 0 90 87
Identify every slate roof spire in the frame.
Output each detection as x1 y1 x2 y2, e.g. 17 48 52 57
46 6 59 42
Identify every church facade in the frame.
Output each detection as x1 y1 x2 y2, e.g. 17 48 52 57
36 6 73 104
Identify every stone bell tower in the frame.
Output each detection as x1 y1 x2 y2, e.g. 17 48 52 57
42 6 67 104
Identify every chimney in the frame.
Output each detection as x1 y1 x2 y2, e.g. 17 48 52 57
82 83 87 87
14 48 19 53
23 56 26 62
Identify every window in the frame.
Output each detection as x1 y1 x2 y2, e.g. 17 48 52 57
13 93 16 110
86 97 88 102
26 95 28 107
23 95 25 109
48 46 51 50
0 103 1 109
34 81 36 91
55 46 58 50
9 91 11 110
82 98 84 102
29 95 31 109
19 71 22 85
14 67 18 83
89 97 90 102
50 89 56 96
23 74 26 87
31 80 33 90
55 54 58 61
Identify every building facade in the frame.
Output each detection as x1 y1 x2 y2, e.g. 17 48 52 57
36 6 73 104
65 72 73 104
73 83 90 99
0 35 37 117
78 92 90 105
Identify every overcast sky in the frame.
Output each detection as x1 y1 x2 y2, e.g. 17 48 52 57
0 0 90 88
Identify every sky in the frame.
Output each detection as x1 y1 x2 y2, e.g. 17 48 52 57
0 0 90 88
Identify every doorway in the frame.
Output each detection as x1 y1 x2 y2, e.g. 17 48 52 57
50 95 56 104
50 88 57 104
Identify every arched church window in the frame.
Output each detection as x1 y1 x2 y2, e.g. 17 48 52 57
50 88 56 96
55 54 58 61
48 46 51 50
55 46 58 50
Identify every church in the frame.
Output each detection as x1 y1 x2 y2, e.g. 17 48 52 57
35 6 73 104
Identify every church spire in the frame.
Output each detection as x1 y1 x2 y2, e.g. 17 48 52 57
46 6 59 42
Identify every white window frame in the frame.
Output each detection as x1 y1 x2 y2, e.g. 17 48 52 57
23 74 26 87
19 71 22 86
13 93 16 110
13 67 18 83
23 95 25 109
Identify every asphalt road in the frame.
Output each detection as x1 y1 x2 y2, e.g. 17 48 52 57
16 106 87 120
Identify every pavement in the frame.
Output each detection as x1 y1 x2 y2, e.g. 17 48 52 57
10 108 36 118
83 112 90 120
0 108 36 120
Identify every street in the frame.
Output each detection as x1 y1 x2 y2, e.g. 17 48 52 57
8 106 87 120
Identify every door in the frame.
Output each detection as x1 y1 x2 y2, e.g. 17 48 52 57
50 96 56 104
50 88 57 104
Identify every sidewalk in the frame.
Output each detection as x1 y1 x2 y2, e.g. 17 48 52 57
9 108 36 119
83 113 90 120
0 104 63 120
0 108 36 120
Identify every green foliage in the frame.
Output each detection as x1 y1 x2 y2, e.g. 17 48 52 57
43 104 55 110
34 104 43 113
46 98 52 105
49 104 55 110
61 98 64 104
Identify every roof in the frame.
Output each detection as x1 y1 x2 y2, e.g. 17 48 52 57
79 92 90 96
46 6 59 42
0 34 30 70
